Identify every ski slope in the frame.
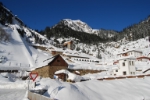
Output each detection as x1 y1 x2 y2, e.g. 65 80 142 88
0 25 35 69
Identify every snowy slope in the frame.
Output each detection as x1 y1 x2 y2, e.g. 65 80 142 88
0 23 53 70
0 25 33 68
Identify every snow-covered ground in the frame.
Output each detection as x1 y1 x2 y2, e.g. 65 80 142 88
0 89 28 100
0 74 29 100
33 77 150 100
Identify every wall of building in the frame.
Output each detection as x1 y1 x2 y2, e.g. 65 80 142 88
118 59 130 75
32 65 68 79
113 59 136 76
128 60 136 75
32 66 50 77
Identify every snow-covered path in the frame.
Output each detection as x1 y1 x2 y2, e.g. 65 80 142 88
0 89 27 100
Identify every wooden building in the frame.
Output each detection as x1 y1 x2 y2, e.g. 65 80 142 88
32 54 68 79
63 41 74 50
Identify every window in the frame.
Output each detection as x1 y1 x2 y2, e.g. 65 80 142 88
57 60 60 62
129 61 131 66
123 71 126 75
130 72 132 74
116 70 118 72
122 62 125 66
132 61 134 66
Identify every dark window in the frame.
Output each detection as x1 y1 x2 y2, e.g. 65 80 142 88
132 61 134 66
116 70 118 72
123 71 126 75
129 61 131 66
122 62 125 66
57 60 60 62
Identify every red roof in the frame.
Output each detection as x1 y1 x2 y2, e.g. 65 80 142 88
137 56 150 60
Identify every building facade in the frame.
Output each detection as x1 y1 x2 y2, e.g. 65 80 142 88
117 50 142 58
113 58 136 76
32 55 68 79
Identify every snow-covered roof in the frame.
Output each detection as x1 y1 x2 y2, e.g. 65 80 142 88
117 49 142 55
55 69 69 74
34 54 65 69
137 56 150 60
63 49 99 60
54 69 82 82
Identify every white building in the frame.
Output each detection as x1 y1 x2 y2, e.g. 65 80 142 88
113 57 136 76
117 49 142 58
112 49 142 76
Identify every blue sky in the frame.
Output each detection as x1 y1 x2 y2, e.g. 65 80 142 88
1 0 150 31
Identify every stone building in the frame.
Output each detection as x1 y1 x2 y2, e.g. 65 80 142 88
32 54 68 79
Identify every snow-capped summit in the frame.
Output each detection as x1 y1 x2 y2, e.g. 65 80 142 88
61 19 97 34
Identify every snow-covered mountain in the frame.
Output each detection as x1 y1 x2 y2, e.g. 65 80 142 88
55 19 118 38
62 19 96 34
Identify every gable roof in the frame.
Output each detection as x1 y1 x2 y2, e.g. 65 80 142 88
48 54 68 66
33 54 68 70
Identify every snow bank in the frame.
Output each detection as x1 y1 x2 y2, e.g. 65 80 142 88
35 77 150 100
0 74 28 89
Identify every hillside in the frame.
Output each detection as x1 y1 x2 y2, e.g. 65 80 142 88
0 2 150 68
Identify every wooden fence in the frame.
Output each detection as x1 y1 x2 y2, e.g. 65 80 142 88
97 74 150 81
28 91 54 100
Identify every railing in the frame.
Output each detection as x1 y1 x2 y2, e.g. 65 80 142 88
0 62 30 67
28 91 54 100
